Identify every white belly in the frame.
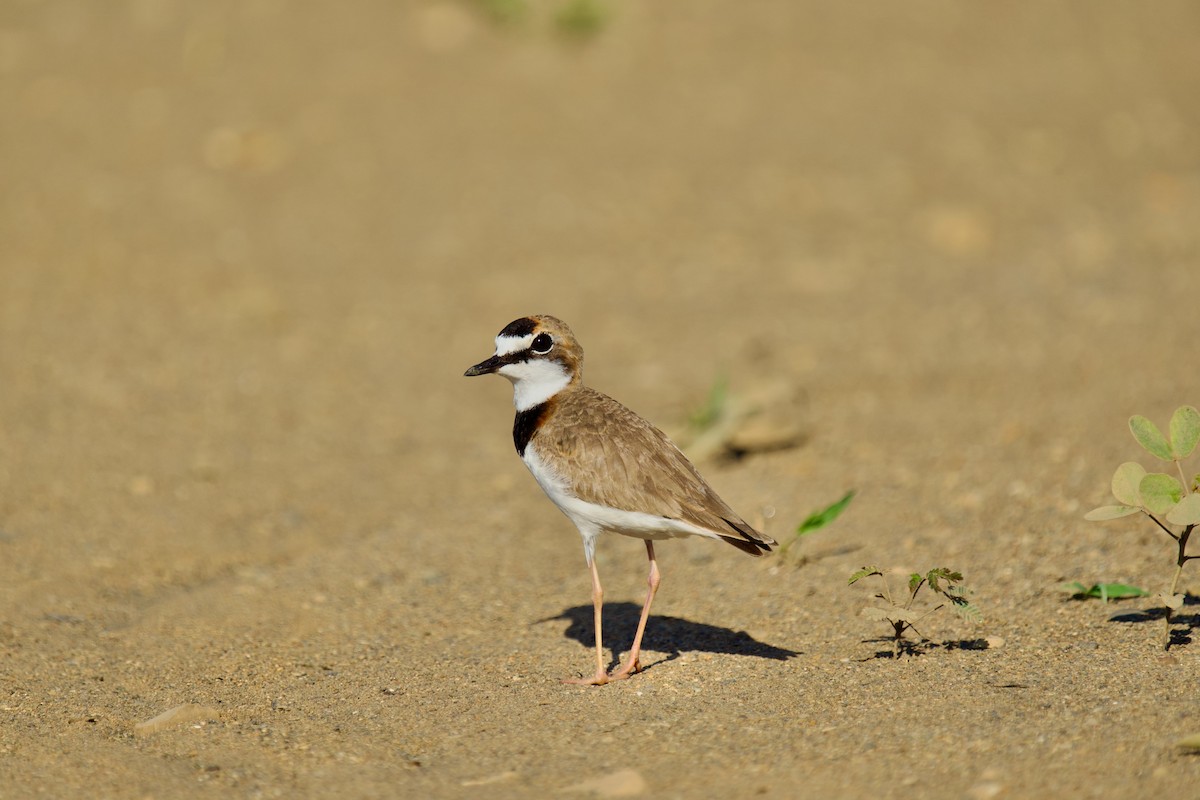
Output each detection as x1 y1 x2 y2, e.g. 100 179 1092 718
521 445 720 559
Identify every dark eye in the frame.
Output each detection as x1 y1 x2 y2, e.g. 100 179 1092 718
531 333 553 354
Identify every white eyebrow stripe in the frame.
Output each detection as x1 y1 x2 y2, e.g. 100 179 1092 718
494 333 534 357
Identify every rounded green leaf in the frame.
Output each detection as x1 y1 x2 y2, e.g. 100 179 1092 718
1110 461 1147 506
1084 505 1141 521
1139 473 1183 515
1129 415 1174 461
1170 405 1200 459
1166 493 1200 526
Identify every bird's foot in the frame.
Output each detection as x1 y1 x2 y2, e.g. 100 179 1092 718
608 658 642 681
563 669 610 686
563 657 644 685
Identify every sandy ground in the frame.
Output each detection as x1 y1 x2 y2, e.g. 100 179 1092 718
3 1 1200 797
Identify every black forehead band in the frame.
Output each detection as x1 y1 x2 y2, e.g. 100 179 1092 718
498 317 539 338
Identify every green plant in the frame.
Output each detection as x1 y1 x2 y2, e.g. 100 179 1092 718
1085 405 1200 649
1176 732 1200 753
778 490 855 562
849 566 980 658
468 0 611 37
687 374 730 435
555 0 609 37
1062 581 1150 602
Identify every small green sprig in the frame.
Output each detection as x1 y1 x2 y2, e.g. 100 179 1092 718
778 490 855 563
849 566 980 658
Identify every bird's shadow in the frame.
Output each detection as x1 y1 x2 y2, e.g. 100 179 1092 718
538 602 800 673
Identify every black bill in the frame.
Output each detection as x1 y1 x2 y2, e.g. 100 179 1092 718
464 354 505 377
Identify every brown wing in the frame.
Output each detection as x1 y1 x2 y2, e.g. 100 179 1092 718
534 387 775 555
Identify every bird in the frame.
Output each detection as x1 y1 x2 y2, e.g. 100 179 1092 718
464 314 775 685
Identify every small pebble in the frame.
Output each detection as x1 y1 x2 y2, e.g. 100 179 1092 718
134 703 221 736
565 768 647 797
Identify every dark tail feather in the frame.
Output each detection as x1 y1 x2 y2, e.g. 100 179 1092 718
720 516 776 557
720 535 773 556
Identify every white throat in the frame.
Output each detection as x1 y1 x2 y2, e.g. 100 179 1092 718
498 358 572 411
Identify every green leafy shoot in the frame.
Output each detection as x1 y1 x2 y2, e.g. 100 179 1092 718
924 567 963 593
469 0 611 38
779 490 856 561
1175 733 1200 753
797 489 856 536
688 374 730 434
850 565 979 657
555 0 609 37
1062 581 1150 602
946 584 983 623
848 566 882 585
1085 405 1199 650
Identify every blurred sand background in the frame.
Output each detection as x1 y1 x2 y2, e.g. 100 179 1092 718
2 1 1200 797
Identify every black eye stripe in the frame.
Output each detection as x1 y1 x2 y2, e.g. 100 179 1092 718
531 333 553 353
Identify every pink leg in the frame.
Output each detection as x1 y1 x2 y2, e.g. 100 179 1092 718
564 557 609 686
611 541 660 680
